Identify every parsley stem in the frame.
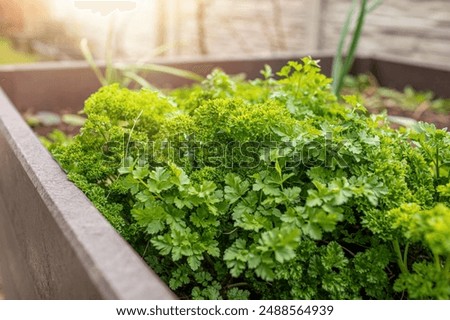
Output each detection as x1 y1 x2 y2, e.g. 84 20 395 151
225 282 248 289
402 242 409 271
340 243 356 257
433 252 441 270
223 228 237 235
125 110 143 161
444 255 450 275
435 146 440 181
143 239 151 257
137 177 163 200
393 240 408 274
137 178 147 187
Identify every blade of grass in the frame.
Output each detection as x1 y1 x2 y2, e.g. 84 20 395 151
334 0 368 96
105 20 116 84
118 63 204 82
340 0 368 79
331 0 358 94
122 71 157 90
151 43 172 57
80 38 107 86
367 0 383 13
332 0 383 96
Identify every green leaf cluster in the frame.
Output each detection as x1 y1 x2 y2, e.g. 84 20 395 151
47 58 450 299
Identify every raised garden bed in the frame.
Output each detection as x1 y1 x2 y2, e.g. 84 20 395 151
0 54 449 299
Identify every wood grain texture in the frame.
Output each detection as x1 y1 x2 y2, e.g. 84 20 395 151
0 84 176 299
320 0 450 65
0 276 4 299
3 0 448 65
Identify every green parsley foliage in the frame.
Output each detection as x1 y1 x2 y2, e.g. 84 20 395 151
48 57 450 299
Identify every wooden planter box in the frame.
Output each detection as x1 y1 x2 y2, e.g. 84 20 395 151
0 54 449 299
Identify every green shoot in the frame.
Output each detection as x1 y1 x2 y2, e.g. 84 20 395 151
332 0 383 96
79 37 204 89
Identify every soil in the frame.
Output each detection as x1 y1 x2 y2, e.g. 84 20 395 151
32 120 81 137
368 106 450 129
23 108 83 138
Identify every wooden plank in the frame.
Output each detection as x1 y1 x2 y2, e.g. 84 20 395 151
0 86 176 299
307 0 323 50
